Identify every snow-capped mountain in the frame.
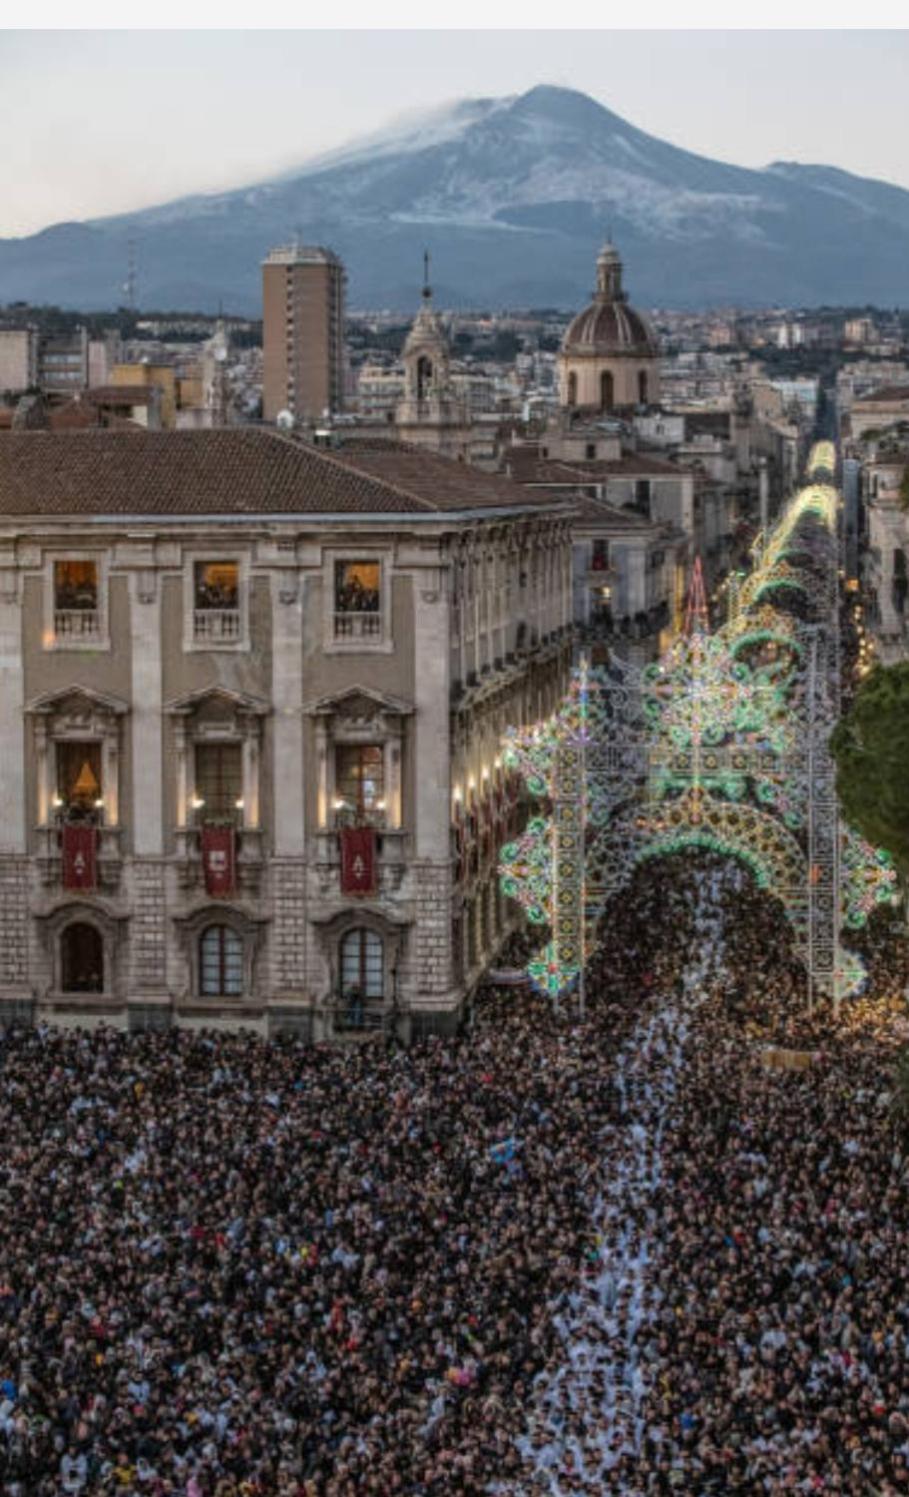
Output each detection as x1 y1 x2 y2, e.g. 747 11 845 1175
2 85 908 311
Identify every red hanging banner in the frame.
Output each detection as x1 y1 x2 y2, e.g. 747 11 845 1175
62 824 97 891
201 827 235 896
340 827 377 896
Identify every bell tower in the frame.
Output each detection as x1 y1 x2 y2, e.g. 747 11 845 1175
395 253 471 458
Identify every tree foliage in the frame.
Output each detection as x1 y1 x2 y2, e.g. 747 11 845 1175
831 663 909 880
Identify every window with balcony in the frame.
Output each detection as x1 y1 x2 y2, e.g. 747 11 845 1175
56 742 103 821
334 744 385 827
200 924 243 997
54 560 99 641
193 561 240 643
194 743 243 825
334 560 381 640
591 539 610 572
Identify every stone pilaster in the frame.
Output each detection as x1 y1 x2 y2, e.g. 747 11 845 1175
129 863 168 996
271 570 305 854
0 568 25 854
130 573 164 855
0 858 30 1002
270 861 307 995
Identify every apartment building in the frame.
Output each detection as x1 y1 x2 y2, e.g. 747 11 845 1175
262 245 346 424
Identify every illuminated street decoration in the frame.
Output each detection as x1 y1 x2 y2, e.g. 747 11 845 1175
499 817 553 926
643 634 791 755
501 443 849 1009
841 827 899 928
834 946 868 997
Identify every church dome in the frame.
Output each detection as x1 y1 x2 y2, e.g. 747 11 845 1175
562 242 658 358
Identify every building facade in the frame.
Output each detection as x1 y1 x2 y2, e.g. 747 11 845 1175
0 429 572 1035
262 245 346 424
859 435 909 662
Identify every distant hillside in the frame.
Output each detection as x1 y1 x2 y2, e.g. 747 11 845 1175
2 85 908 312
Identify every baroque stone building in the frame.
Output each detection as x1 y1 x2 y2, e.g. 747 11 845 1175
0 430 572 1036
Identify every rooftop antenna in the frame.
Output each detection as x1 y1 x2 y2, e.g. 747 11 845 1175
122 237 138 312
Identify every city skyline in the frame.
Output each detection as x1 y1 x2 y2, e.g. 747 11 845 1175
2 29 909 238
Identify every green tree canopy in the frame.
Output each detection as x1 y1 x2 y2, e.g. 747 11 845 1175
831 662 909 880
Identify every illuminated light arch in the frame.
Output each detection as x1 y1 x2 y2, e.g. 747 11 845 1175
586 787 807 918
753 573 812 603
727 627 804 663
807 440 837 479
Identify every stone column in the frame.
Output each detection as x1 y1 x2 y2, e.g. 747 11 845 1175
102 729 120 827
173 718 189 829
34 714 51 829
241 725 260 830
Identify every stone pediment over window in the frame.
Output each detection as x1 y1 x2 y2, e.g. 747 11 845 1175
25 684 129 730
165 686 270 720
303 685 414 729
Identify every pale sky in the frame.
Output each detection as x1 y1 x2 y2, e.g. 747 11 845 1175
2 29 908 238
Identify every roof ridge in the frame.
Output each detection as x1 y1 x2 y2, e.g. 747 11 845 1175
271 429 441 513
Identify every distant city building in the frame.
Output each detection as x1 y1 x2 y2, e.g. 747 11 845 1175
849 384 909 443
559 243 661 412
262 244 346 424
0 329 38 394
844 316 877 347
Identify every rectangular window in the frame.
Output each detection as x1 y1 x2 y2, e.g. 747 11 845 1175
193 561 240 642
635 479 651 511
54 560 99 640
56 742 103 815
591 540 610 571
194 743 243 823
334 744 385 826
200 926 243 997
341 929 384 1000
334 560 381 639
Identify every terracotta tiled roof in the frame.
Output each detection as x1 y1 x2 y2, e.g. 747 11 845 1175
0 429 566 519
87 385 157 404
504 451 683 485
856 385 909 404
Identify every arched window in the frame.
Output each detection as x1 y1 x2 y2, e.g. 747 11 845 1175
600 371 614 412
638 370 649 405
416 356 433 402
567 371 578 407
340 928 384 1000
200 924 243 997
61 922 104 994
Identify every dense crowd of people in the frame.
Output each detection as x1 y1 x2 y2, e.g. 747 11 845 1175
1 854 908 1495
